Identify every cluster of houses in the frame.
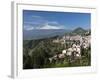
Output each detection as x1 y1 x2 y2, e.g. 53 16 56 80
49 35 91 63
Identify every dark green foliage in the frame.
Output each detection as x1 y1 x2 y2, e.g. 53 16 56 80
23 37 91 69
23 54 33 69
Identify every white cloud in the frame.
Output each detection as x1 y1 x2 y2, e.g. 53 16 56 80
24 20 65 30
47 21 58 25
39 23 64 29
24 26 34 30
32 15 42 19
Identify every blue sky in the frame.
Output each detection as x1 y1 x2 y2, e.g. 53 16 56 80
23 10 91 30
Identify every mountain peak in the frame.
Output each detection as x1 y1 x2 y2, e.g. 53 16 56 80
72 27 86 35
73 27 86 32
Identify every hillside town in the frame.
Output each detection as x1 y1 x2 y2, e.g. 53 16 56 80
49 34 91 63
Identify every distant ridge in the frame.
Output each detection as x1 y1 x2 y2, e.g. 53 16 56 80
23 27 90 40
23 29 71 40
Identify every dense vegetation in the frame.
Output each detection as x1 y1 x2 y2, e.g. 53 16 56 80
23 36 91 69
